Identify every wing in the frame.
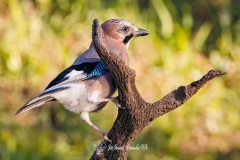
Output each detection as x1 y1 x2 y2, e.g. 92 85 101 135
45 62 99 89
81 61 109 80
15 62 110 115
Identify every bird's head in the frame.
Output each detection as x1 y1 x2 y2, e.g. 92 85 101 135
101 19 149 49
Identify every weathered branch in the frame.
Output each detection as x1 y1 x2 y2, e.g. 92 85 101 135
149 70 227 120
90 19 227 160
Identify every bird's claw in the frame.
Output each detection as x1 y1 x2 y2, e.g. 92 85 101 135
113 98 125 109
101 131 112 143
116 103 125 109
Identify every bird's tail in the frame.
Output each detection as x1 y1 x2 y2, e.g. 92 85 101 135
15 86 69 115
15 96 54 115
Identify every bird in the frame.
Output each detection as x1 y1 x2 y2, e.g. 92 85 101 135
15 19 149 140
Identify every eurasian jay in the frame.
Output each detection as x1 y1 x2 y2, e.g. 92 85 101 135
15 19 149 140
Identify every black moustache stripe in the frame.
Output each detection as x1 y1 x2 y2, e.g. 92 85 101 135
123 34 133 44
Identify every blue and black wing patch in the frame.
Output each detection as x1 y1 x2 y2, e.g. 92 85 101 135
45 62 98 89
86 62 108 78
45 62 109 89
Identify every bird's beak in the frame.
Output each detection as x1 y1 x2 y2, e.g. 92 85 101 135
133 28 149 37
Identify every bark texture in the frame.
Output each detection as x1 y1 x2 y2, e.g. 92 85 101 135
90 19 226 160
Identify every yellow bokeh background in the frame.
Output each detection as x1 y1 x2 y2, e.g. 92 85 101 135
0 0 240 159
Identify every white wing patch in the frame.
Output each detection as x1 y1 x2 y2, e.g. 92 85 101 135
65 70 83 79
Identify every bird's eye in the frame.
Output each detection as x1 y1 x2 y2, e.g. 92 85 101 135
122 26 129 33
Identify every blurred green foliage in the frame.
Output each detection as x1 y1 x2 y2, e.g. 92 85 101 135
0 0 240 159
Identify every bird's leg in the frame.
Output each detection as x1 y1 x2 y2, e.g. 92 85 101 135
80 112 111 142
98 97 125 109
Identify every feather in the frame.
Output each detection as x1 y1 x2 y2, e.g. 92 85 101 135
87 62 108 77
15 86 70 115
15 97 54 115
45 62 98 89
